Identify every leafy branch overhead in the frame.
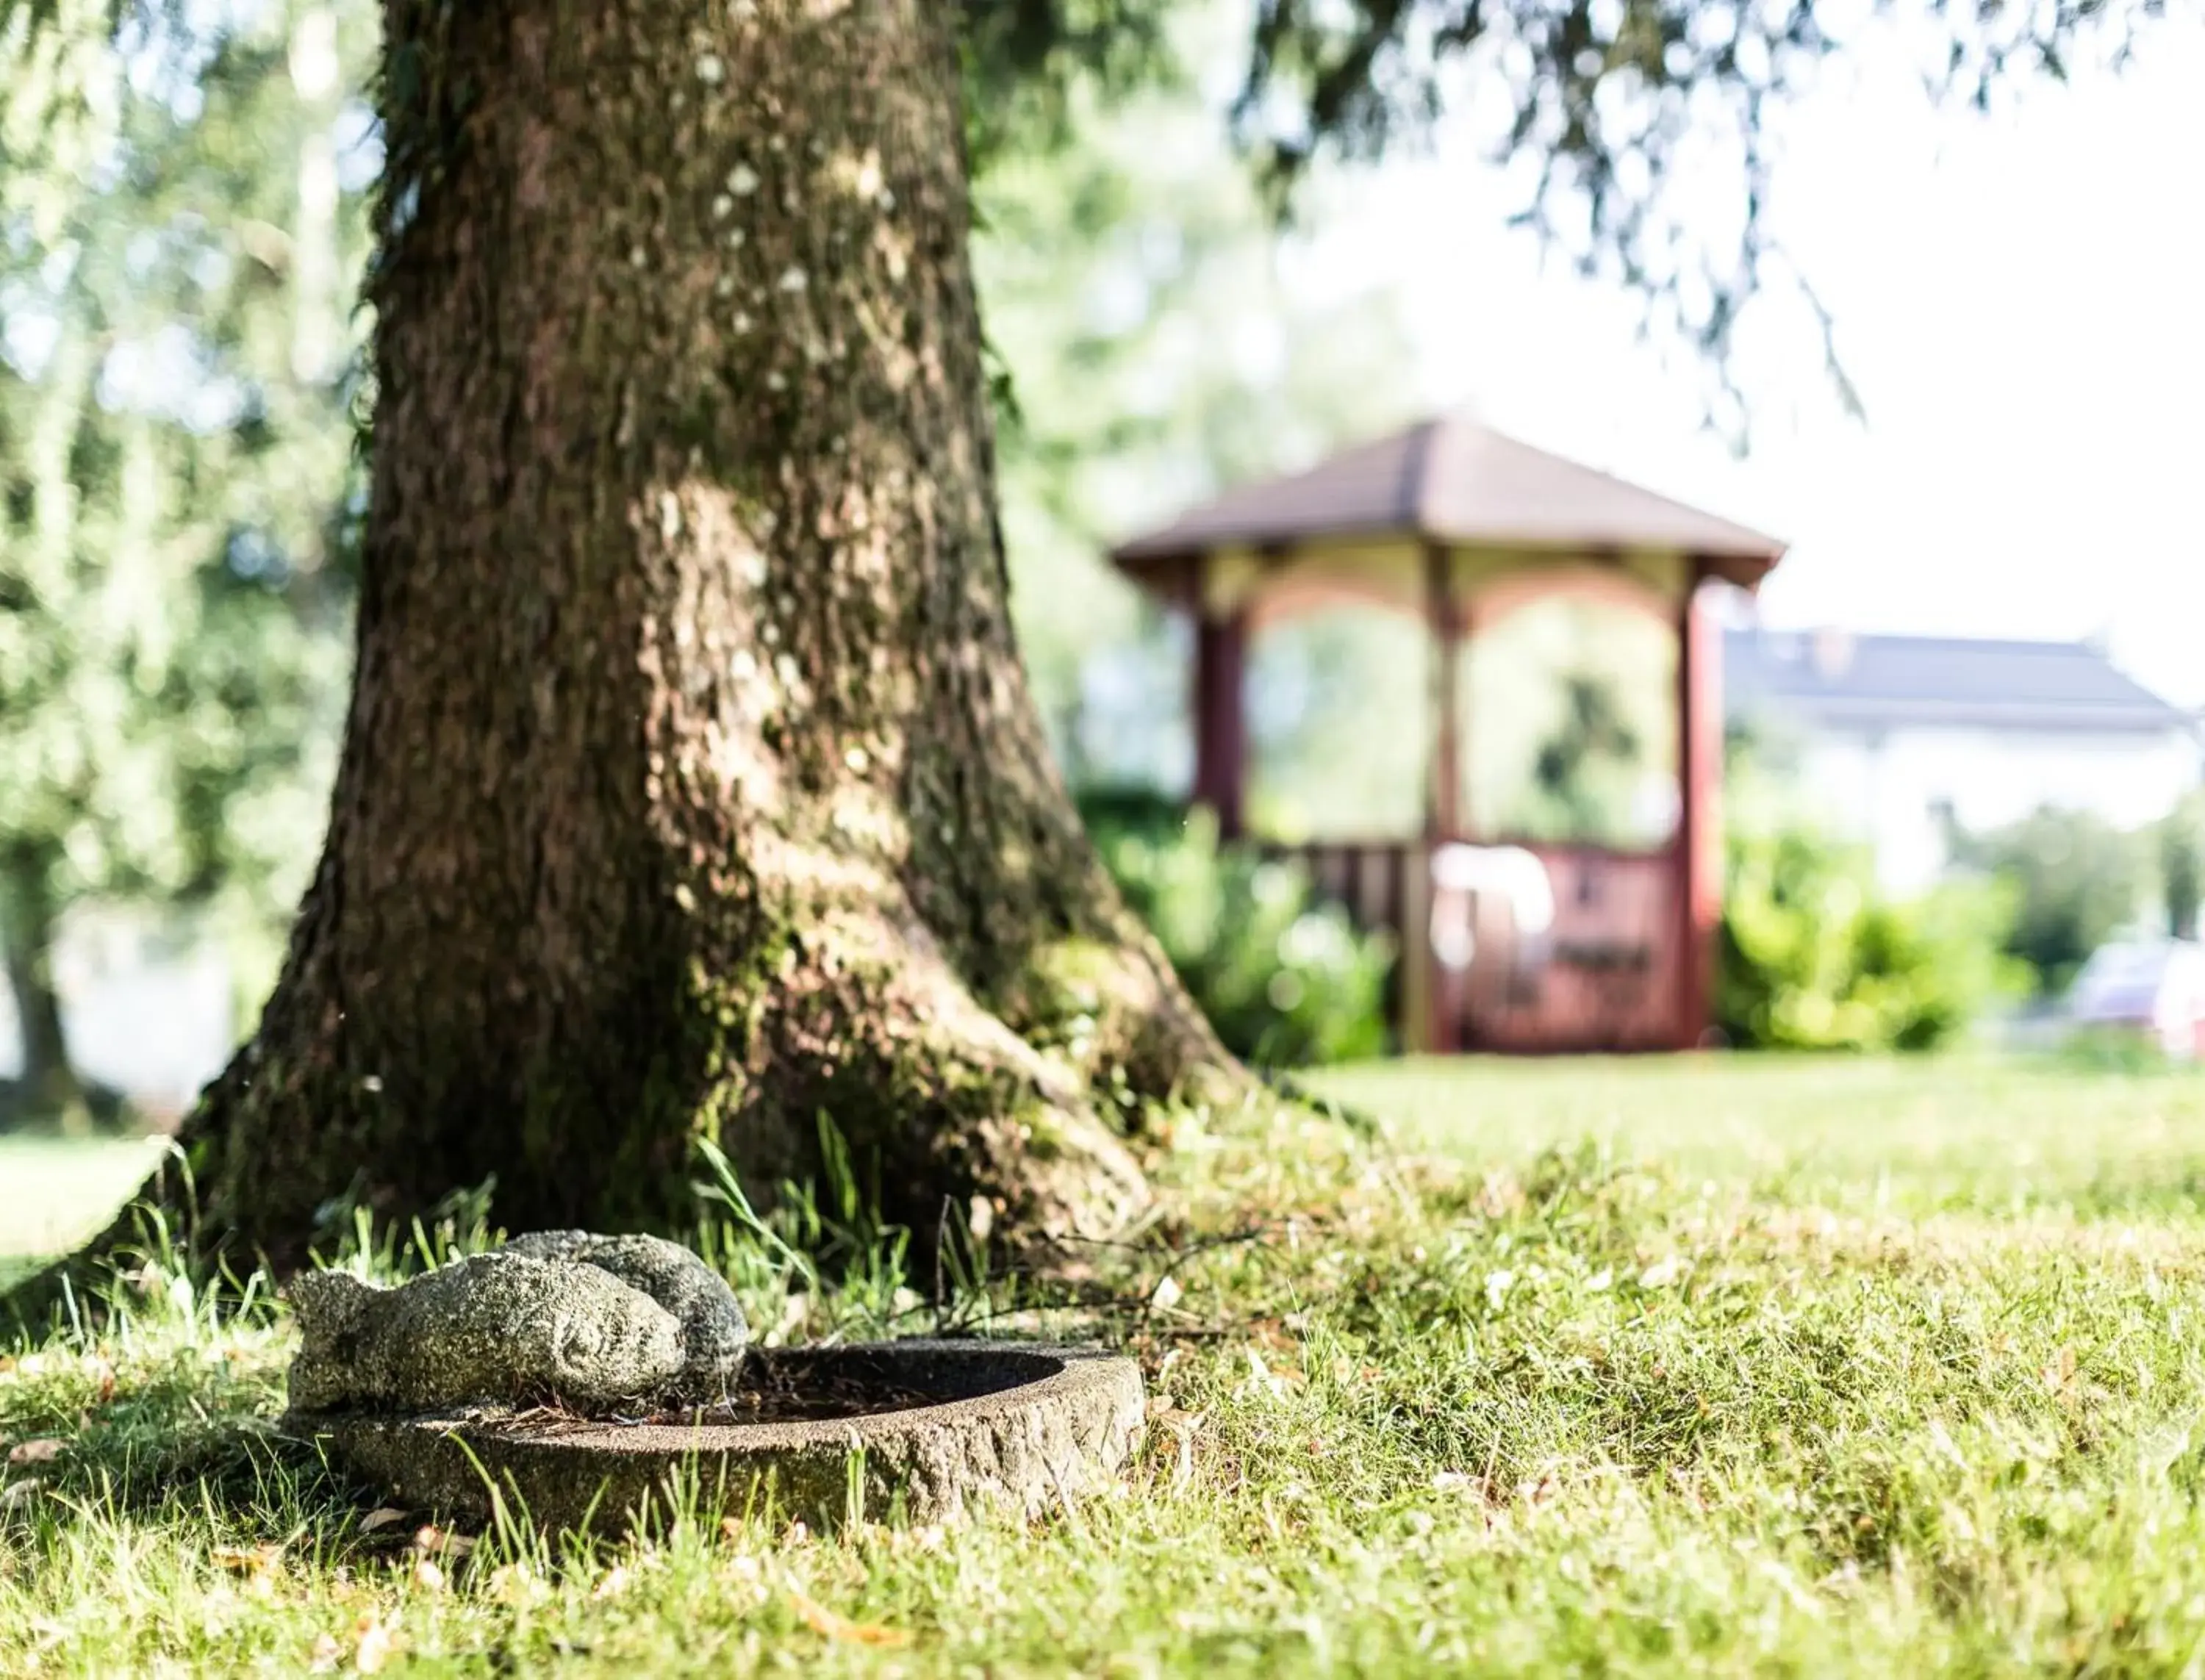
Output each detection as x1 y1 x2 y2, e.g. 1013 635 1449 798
1 0 369 1116
1233 0 2164 428
960 0 2162 431
19 0 2168 422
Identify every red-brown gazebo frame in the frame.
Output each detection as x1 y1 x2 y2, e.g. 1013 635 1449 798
1109 412 1787 1055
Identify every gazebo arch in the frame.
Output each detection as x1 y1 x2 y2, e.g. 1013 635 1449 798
1109 412 1788 1055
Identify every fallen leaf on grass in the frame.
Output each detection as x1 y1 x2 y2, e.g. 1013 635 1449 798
487 1562 542 1604
7 1439 62 1467
212 1543 284 1583
359 1508 407 1534
1150 1407 1206 1491
1247 1318 1297 1353
353 1612 398 1674
212 1543 283 1573
719 1547 764 1583
1240 1348 1301 1401
2043 1345 2079 1394
410 1524 475 1557
592 1564 635 1601
89 1360 117 1405
789 1590 914 1648
1 1480 42 1508
412 1559 446 1593
1519 1470 1561 1506
1149 1274 1184 1313
306 1631 342 1674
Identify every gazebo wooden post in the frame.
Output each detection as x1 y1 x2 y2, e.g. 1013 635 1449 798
1424 542 1465 1052
1674 564 1721 1050
1190 563 1250 840
1423 542 1463 841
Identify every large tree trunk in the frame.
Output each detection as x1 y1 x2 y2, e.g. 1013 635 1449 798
76 0 1237 1276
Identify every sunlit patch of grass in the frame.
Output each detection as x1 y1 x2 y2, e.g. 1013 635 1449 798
0 1135 171 1260
10 1058 2205 1674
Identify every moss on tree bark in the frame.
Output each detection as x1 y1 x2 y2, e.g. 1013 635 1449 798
10 0 1242 1317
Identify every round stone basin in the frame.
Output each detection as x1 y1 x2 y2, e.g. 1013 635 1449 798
287 1340 1145 1532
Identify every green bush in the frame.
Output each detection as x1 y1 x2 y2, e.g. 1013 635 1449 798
1078 790 1394 1066
2161 791 2204 942
1951 808 2149 997
1718 825 2024 1052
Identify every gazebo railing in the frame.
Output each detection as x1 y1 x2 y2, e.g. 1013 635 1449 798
1251 838 1419 1040
1258 836 1681 1055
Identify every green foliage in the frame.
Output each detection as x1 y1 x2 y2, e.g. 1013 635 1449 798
1954 807 2151 998
1466 598 1677 850
1 0 120 248
0 2 371 1105
1532 673 1641 820
1078 790 1393 1066
17 0 2173 465
1516 668 1649 843
1719 824 2023 1052
2159 791 2203 942
957 0 1179 179
1235 0 2164 434
978 0 2170 431
972 1 1424 796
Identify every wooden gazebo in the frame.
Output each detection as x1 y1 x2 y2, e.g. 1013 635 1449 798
1109 412 1787 1055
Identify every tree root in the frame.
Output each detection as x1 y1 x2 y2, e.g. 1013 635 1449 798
4 906 1256 1334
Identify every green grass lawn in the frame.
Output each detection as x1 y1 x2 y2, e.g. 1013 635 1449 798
7 1055 2205 1676
0 1135 169 1267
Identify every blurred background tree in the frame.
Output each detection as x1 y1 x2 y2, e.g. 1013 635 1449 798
0 1 371 1127
2160 791 2203 944
977 2 1424 801
1527 672 1644 837
1951 807 2151 999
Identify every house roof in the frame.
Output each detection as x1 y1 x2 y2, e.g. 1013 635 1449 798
1727 629 2197 736
1109 413 1787 592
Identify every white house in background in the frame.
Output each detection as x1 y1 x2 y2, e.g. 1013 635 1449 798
1725 628 2203 893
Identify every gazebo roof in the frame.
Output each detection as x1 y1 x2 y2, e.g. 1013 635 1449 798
1110 412 1787 592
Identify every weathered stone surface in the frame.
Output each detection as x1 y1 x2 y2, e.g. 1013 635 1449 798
289 1342 1147 1534
284 1255 684 1414
501 1230 748 1396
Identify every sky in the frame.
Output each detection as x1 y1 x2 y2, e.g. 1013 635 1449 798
1298 10 2205 708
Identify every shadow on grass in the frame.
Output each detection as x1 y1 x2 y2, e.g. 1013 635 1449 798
7 1354 366 1533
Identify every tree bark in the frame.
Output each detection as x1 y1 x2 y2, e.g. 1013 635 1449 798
1 862 87 1126
54 0 1238 1279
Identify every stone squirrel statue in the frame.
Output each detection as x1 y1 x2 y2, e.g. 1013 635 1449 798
284 1232 750 1415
